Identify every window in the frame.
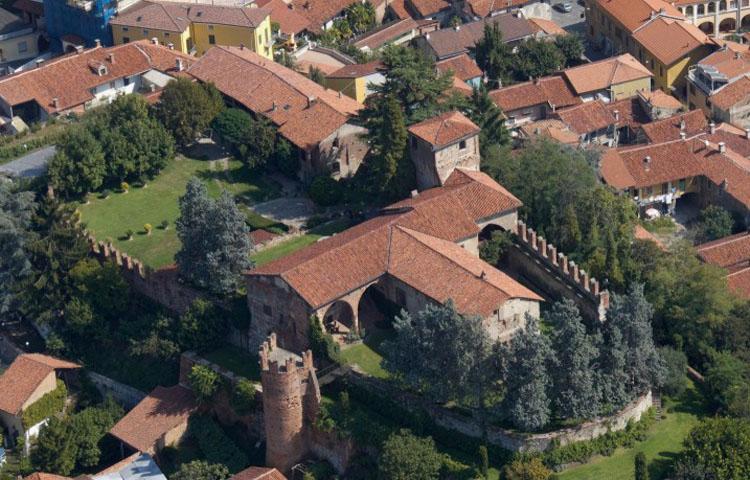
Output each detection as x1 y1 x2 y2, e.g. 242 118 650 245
262 304 272 316
124 77 130 86
17 41 27 53
143 29 149 35
109 81 116 88
164 32 170 37
659 65 664 77
208 34 216 44
459 140 467 150
123 37 130 43
122 26 129 32
661 183 668 195
208 24 214 30
679 178 686 191
645 186 653 197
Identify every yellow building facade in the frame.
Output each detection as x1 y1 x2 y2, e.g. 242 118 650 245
111 3 272 59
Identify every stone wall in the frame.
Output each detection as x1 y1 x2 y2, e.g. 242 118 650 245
0 334 22 364
88 236 203 315
87 371 147 410
347 370 652 452
505 220 610 322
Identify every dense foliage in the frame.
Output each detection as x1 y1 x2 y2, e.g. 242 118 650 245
175 178 252 294
693 205 734 243
378 429 442 480
155 78 223 147
188 415 249 473
211 108 276 169
673 418 750 479
0 179 36 315
22 379 67 429
170 461 230 480
189 365 221 403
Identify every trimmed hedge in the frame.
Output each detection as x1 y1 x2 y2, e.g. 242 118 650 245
22 379 67 429
188 415 249 473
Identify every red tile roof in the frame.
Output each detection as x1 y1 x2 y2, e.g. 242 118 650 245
592 0 684 33
632 17 709 66
407 111 480 148
640 109 707 143
553 100 617 135
12 0 43 17
711 75 750 111
112 1 270 31
0 41 194 115
697 231 750 270
232 467 287 480
287 0 359 33
388 0 412 19
0 354 80 416
519 119 579 145
262 0 311 35
637 88 683 110
406 0 451 17
728 267 750 299
465 0 529 17
109 385 198 453
607 97 650 130
23 474 73 480
528 17 566 36
697 44 750 80
562 54 652 96
633 224 666 249
435 53 482 81
489 76 580 113
327 60 384 79
353 18 419 50
249 229 280 245
249 168 528 316
187 46 362 150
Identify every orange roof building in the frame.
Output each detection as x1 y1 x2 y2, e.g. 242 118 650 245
232 467 287 480
187 45 368 181
246 165 542 351
489 76 581 128
697 232 750 299
553 100 619 145
109 385 198 455
561 54 653 102
0 40 194 125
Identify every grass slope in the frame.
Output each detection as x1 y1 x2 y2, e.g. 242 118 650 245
79 157 280 268
558 385 706 480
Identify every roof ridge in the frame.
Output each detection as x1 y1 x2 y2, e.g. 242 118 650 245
698 233 750 251
395 225 513 297
157 1 185 31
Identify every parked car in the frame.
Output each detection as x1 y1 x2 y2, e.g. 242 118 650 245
557 2 573 12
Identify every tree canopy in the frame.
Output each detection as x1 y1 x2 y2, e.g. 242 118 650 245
155 78 223 146
378 430 442 480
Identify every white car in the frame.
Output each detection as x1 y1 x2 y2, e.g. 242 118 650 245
558 2 573 12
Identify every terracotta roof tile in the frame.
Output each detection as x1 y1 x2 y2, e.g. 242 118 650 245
113 1 270 30
232 467 287 480
592 0 684 33
288 0 359 33
697 45 750 80
249 229 280 245
187 46 362 150
328 60 384 79
519 119 579 144
406 0 451 17
633 224 666 249
489 76 580 113
407 110 480 148
421 13 535 59
0 41 194 114
607 97 650 129
0 354 80 416
23 474 74 480
262 0 311 35
109 385 198 453
640 109 707 143
728 267 750 299
465 0 529 17
711 75 750 110
388 0 412 19
435 53 482 81
562 54 652 96
553 100 617 135
528 17 566 36
249 168 523 310
632 17 709 66
353 18 418 50
637 88 683 110
697 231 750 270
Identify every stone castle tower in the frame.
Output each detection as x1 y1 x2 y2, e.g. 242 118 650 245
259 333 321 474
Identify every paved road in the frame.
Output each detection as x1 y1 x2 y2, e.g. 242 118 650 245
549 0 587 30
0 145 56 178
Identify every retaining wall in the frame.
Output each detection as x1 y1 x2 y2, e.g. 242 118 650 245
87 371 147 409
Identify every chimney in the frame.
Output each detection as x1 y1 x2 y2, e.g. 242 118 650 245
736 51 742 60
151 37 159 45
167 42 174 50
52 97 59 109
643 155 651 171
680 131 687 140
175 58 184 72
271 101 277 111
240 43 245 50
719 141 726 153
425 33 430 40
454 24 460 31
710 121 716 134
35 58 44 68
307 95 316 107
613 109 620 121
75 45 84 54
411 189 419 198
745 128 750 139
680 118 686 131
94 38 101 48
108 53 115 64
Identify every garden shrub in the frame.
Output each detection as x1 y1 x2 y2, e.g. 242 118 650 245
23 380 67 429
188 415 249 473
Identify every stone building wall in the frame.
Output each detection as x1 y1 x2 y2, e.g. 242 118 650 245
410 133 480 191
504 220 610 323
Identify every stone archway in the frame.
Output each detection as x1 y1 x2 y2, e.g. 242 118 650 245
719 0 727 11
357 283 401 333
699 21 715 34
720 17 737 32
698 4 706 14
322 300 357 336
742 14 750 28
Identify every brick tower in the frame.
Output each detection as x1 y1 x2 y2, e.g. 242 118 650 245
259 333 321 474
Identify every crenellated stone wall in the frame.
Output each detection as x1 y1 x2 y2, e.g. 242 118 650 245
88 236 203 314
505 220 610 322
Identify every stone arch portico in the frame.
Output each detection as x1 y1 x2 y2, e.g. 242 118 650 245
678 0 750 36
315 280 381 337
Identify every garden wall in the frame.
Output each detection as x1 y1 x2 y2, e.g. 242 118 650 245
504 220 610 323
88 236 203 314
347 370 652 453
0 334 22 363
87 371 147 409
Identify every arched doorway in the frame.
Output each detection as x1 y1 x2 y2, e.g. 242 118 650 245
698 4 706 14
720 17 737 32
708 2 716 13
719 0 727 11
323 300 356 336
699 21 715 34
479 223 505 241
357 283 401 333
686 5 694 16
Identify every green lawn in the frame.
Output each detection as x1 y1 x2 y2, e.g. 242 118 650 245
340 328 394 379
250 219 354 267
203 345 261 382
558 385 707 480
79 156 281 268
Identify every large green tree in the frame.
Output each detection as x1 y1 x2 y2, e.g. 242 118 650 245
366 95 414 201
554 34 585 67
0 180 36 314
155 78 224 146
48 126 106 198
211 108 275 169
175 178 251 294
378 430 442 480
514 38 565 80
171 461 230 480
384 301 492 409
499 316 555 431
548 300 601 420
694 205 734 243
467 85 510 153
673 417 750 479
471 22 514 88
345 1 376 34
